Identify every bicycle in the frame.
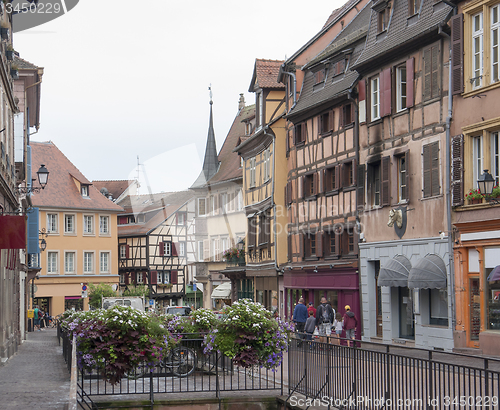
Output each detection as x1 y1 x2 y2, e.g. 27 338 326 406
126 346 197 380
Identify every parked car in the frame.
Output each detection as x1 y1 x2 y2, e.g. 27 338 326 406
164 306 192 316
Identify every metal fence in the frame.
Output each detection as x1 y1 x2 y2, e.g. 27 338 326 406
287 337 500 409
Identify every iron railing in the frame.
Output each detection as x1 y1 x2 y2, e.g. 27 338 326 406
287 336 500 410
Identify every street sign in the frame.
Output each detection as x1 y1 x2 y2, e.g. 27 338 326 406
82 285 87 291
193 283 197 291
149 299 154 306
81 291 88 298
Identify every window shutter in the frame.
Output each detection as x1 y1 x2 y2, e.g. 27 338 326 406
294 125 298 145
215 239 220 261
125 244 130 259
335 165 341 190
381 156 391 206
316 231 323 257
298 233 304 260
124 273 130 285
143 271 148 284
203 239 210 261
451 14 464 95
358 79 366 123
351 159 357 186
404 150 410 201
172 242 178 257
299 176 304 199
406 58 415 108
335 229 341 256
130 272 136 284
214 195 218 214
423 144 431 198
431 142 440 196
319 170 325 194
313 172 319 195
423 47 432 100
451 134 464 206
431 45 439 99
159 241 165 256
151 270 157 285
286 129 290 155
27 208 40 254
359 79 366 101
118 216 127 224
171 270 178 284
380 67 392 117
339 106 344 128
357 164 365 210
329 111 334 131
302 123 307 143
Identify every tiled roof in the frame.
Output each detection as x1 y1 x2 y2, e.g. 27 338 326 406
92 180 135 200
352 0 452 70
288 5 370 119
14 55 39 70
31 142 123 212
117 191 195 236
322 0 365 29
249 59 285 92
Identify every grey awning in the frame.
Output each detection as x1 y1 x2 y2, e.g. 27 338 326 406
211 282 231 299
378 255 411 287
408 254 447 289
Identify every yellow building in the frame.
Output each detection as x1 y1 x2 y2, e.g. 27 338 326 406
30 142 123 316
234 59 288 313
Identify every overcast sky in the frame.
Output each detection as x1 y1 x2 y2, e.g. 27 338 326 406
14 0 343 194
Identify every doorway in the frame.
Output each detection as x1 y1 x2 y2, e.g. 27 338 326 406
399 287 414 339
469 278 481 343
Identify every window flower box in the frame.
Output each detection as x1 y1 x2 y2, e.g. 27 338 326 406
465 188 484 204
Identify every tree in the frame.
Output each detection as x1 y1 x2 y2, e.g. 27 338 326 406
88 283 116 309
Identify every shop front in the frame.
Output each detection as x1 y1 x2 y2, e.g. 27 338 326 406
454 222 500 355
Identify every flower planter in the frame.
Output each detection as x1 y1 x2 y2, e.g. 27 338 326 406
469 198 483 205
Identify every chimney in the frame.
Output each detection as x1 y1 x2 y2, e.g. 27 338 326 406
238 93 245 110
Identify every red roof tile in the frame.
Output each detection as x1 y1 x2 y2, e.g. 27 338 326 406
92 180 136 200
30 141 123 212
250 59 285 91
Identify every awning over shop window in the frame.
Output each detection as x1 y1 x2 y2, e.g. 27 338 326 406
378 255 411 287
211 282 231 299
408 254 447 289
487 266 500 282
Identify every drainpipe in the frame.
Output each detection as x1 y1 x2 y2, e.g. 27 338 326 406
439 19 456 330
281 70 297 110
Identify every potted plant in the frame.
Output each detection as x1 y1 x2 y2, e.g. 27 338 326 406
10 63 18 80
6 44 14 61
465 188 484 204
491 185 500 198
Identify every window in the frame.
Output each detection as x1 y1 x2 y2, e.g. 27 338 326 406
198 241 204 262
64 214 75 234
305 233 316 258
84 252 94 274
320 110 334 135
371 76 380 120
120 273 126 285
258 212 271 247
119 244 128 259
47 214 58 233
472 12 484 88
177 212 186 225
423 142 440 198
236 189 243 211
81 185 89 197
342 104 353 127
325 166 339 192
65 252 75 274
198 198 206 216
325 229 340 258
179 242 186 257
492 132 500 184
263 147 271 181
257 91 264 129
249 157 256 188
248 217 257 250
83 215 94 234
378 8 390 32
423 44 440 100
396 66 407 112
473 135 484 187
347 229 355 254
315 69 325 84
99 215 109 235
492 5 500 82
409 0 420 15
100 252 110 273
342 161 354 187
211 238 220 262
137 272 143 284
367 161 381 206
137 214 145 223
304 173 317 198
161 271 170 285
331 59 346 77
220 193 227 213
294 123 306 145
47 252 58 273
160 241 172 257
429 289 449 326
397 152 409 202
245 122 252 136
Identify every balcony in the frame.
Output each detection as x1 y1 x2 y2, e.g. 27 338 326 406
225 256 246 267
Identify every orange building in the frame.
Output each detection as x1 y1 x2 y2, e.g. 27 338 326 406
30 142 123 315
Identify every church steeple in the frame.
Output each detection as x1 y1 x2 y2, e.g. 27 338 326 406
191 86 219 188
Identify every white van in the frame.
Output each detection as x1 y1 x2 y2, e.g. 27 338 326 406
102 296 145 311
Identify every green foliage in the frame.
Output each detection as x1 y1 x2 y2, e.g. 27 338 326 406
123 285 149 298
88 283 116 309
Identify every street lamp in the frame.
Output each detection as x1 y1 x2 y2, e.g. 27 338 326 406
16 164 50 194
477 170 495 196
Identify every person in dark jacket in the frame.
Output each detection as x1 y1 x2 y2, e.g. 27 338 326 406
292 298 308 339
315 297 334 343
343 305 358 347
304 310 316 341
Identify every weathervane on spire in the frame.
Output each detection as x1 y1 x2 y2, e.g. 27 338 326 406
209 84 213 105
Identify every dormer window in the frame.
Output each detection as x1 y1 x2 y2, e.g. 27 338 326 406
315 69 325 85
81 185 89 197
256 91 264 129
408 0 420 16
245 122 252 136
331 59 346 77
373 0 392 33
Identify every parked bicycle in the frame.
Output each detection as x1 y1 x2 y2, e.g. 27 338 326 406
126 346 197 379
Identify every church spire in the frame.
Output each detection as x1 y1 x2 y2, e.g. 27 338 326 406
191 86 219 188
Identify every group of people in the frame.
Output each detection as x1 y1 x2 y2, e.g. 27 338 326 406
33 305 51 331
292 297 358 346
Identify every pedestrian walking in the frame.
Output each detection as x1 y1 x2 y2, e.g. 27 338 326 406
343 305 358 347
307 302 317 317
315 297 334 343
292 298 308 339
33 305 40 331
333 312 343 345
44 312 50 328
39 309 45 330
304 310 316 341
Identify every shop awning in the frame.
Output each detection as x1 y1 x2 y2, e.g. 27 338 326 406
211 282 231 299
487 266 500 282
378 255 411 287
408 254 447 289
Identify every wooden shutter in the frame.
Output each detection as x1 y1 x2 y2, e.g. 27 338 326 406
423 144 431 198
316 231 323 257
159 241 165 256
130 272 136 284
451 134 464 206
431 45 439 99
424 45 440 100
125 244 130 259
171 270 178 284
357 164 365 210
203 239 210 261
172 242 178 257
318 170 324 194
27 208 39 254
215 239 220 261
381 156 391 206
143 271 148 284
335 165 341 190
424 47 432 100
339 106 344 128
351 159 357 186
406 58 415 108
335 230 341 256
380 67 392 117
358 79 366 123
299 176 304 199
298 233 304 260
124 273 130 285
118 216 127 224
404 150 410 201
451 14 464 95
431 142 440 196
151 270 157 285
313 172 319 195
329 111 334 131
